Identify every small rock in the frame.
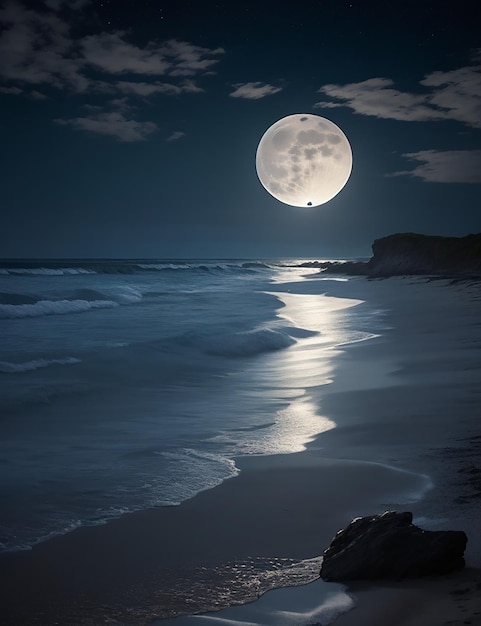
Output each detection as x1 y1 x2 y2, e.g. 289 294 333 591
320 511 467 581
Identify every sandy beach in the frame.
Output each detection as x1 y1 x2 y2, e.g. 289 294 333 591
157 277 481 626
1 276 480 625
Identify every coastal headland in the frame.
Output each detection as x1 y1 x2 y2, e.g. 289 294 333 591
307 232 481 279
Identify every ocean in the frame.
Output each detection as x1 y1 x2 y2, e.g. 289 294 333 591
0 258 388 619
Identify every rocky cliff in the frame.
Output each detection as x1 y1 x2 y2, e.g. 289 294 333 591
316 233 481 278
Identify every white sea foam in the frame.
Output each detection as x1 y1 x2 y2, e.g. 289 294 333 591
273 588 356 625
168 583 355 625
103 285 143 304
137 263 191 270
136 261 271 273
0 298 118 318
139 449 241 506
0 357 81 373
336 331 381 346
182 327 296 357
0 267 95 276
69 286 144 304
216 328 296 356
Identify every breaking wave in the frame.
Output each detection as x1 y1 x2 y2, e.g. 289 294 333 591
0 298 118 319
69 286 143 304
0 267 95 276
180 327 297 357
0 260 274 276
0 357 81 373
0 286 144 319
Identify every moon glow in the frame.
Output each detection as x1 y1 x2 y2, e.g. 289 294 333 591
256 114 352 207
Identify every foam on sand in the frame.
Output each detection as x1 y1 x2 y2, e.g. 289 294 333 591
160 581 355 625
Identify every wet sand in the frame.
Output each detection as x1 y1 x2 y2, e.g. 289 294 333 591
0 448 429 624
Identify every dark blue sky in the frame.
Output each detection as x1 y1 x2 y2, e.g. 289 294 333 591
1 0 480 258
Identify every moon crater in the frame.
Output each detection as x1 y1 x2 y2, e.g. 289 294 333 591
256 114 352 207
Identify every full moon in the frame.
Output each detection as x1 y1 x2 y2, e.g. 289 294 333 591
256 114 352 207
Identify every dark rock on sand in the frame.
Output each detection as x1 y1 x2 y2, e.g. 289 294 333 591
320 511 468 581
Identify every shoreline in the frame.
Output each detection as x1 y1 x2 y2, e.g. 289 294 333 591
1 276 480 624
0 446 430 624
159 276 481 625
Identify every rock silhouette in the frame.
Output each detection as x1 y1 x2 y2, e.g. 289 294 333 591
320 511 467 581
301 232 481 278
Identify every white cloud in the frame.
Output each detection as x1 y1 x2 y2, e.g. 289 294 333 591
419 63 481 128
108 97 132 113
388 150 481 183
0 1 88 91
0 85 22 94
116 79 203 97
0 3 224 141
83 103 102 111
44 0 91 10
30 89 48 100
316 77 442 122
55 111 158 142
315 57 481 128
166 131 185 142
229 81 282 100
82 32 172 76
0 5 223 92
161 39 224 76
0 85 49 99
81 36 224 78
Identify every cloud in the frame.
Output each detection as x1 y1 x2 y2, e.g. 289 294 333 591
81 32 172 76
81 35 224 78
0 85 22 94
315 77 442 122
229 82 282 100
0 2 224 141
116 79 203 97
0 85 48 99
44 0 91 10
0 1 88 91
419 62 481 128
388 150 481 183
55 111 158 142
315 57 481 128
166 131 185 142
108 97 132 113
161 39 224 76
30 89 48 100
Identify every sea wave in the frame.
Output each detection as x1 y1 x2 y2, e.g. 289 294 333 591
69 286 143 304
0 298 118 319
136 261 273 274
180 327 296 357
0 285 144 318
0 292 39 305
0 267 95 276
0 260 274 276
0 357 81 373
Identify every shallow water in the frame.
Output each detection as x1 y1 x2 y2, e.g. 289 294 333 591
2 260 449 624
0 259 388 554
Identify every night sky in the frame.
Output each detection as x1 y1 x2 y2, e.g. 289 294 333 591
1 0 480 259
